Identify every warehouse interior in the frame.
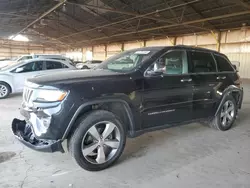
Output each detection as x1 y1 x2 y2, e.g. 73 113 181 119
1 0 250 187
1 0 250 77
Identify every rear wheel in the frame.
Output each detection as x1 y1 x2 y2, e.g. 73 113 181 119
0 82 11 99
68 110 126 171
208 95 237 131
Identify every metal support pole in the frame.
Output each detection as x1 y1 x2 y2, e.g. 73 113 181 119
173 37 177 46
9 43 12 58
217 32 221 52
211 30 221 52
121 43 124 52
105 45 107 59
91 46 94 59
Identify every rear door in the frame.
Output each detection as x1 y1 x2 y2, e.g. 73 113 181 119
187 50 219 119
141 49 193 128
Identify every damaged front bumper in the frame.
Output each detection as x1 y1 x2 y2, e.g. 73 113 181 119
12 118 64 153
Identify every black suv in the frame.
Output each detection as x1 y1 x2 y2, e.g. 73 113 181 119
12 45 243 171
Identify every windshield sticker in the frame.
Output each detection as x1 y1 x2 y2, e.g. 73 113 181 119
134 51 150 55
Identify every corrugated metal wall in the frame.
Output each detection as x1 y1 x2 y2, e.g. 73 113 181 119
78 28 250 78
2 28 250 79
226 53 250 79
0 40 60 59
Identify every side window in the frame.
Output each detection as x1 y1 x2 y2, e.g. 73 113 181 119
93 61 102 64
214 54 234 72
189 51 216 73
14 61 43 73
45 61 63 70
147 50 188 75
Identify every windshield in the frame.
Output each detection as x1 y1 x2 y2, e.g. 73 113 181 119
97 49 157 73
0 60 23 70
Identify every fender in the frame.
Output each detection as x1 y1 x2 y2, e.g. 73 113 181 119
215 85 243 116
62 98 136 140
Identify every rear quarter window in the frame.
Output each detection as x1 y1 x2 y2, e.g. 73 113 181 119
214 54 234 72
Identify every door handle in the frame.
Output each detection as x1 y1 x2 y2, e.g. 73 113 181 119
181 78 192 82
216 76 226 80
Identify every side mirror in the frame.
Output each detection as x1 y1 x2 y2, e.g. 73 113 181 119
75 63 84 69
15 67 24 73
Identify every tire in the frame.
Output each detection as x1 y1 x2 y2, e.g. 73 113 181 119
208 95 237 131
68 110 126 171
0 82 11 99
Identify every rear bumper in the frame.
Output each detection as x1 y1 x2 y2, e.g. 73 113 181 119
11 118 64 153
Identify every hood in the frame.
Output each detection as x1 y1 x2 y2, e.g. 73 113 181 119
28 69 125 85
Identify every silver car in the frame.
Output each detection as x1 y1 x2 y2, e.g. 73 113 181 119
0 59 76 99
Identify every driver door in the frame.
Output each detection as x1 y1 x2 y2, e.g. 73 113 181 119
12 60 44 92
141 50 193 128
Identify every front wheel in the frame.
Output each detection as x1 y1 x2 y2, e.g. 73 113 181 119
209 95 237 131
0 82 11 99
68 110 126 171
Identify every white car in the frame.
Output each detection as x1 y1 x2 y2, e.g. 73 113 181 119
75 60 102 69
0 59 76 99
0 54 72 68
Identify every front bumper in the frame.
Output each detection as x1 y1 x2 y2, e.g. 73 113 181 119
12 118 64 153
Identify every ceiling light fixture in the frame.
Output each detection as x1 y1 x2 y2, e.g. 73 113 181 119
8 34 29 42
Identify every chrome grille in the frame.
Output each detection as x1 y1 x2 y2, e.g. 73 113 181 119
23 87 33 103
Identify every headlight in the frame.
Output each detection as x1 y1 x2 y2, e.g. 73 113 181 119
35 89 67 102
25 80 39 88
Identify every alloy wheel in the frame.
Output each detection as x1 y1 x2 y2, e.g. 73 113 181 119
0 84 8 98
81 121 121 164
220 100 235 127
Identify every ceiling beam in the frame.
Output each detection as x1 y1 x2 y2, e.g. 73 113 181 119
0 12 35 19
57 0 201 40
180 0 218 31
68 1 214 34
233 0 250 9
72 10 250 45
10 0 66 39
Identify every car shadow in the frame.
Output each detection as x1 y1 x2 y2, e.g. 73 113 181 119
118 123 203 163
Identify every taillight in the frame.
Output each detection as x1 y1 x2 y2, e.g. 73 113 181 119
234 73 242 88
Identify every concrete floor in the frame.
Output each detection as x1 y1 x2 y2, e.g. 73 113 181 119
0 85 250 188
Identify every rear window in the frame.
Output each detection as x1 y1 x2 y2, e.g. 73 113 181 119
45 61 63 70
214 54 234 72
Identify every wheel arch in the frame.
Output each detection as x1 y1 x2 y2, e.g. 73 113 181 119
62 99 136 140
0 80 12 93
215 85 243 116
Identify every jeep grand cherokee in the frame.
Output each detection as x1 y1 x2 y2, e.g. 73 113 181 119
12 45 243 171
